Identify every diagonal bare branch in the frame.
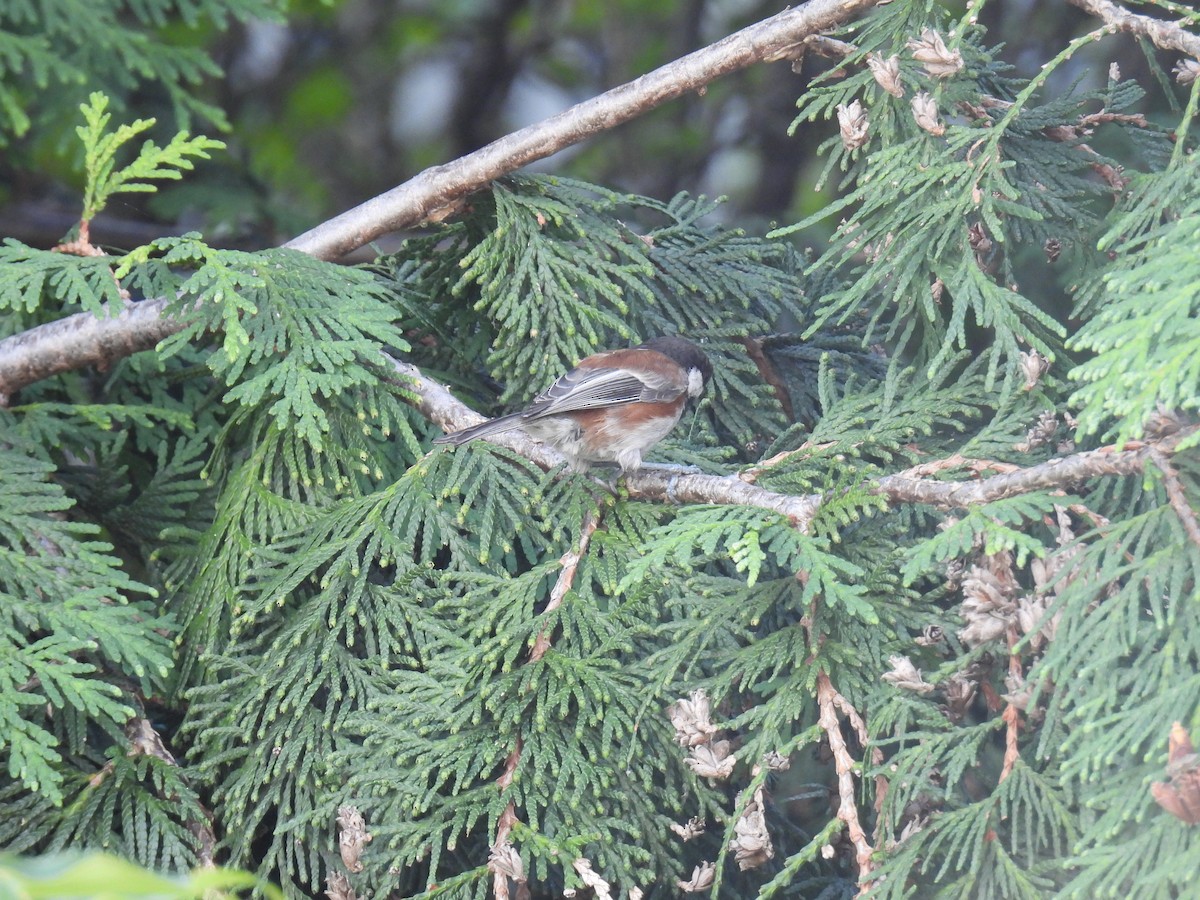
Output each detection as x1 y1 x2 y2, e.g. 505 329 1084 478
0 0 882 403
1149 447 1200 551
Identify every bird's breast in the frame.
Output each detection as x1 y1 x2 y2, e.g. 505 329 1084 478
572 402 684 462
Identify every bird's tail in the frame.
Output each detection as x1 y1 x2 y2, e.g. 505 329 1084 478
434 413 527 446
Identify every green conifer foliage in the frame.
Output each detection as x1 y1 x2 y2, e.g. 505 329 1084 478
2 1 1200 897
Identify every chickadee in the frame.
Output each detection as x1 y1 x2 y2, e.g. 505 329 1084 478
435 336 712 473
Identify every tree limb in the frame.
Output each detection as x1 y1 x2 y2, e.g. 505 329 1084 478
0 297 176 406
283 0 881 261
0 0 881 402
1066 0 1200 59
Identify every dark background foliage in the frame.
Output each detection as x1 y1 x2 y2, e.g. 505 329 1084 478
0 0 1156 251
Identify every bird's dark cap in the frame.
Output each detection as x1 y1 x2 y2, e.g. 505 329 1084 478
639 335 713 385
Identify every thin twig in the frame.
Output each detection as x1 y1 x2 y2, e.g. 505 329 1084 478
1149 447 1200 551
530 509 601 662
999 625 1022 783
891 453 1021 479
831 685 889 816
490 507 603 897
816 672 875 890
738 441 839 484
740 337 795 421
0 0 883 403
119 718 217 867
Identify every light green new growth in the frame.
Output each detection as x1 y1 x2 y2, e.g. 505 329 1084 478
77 92 224 225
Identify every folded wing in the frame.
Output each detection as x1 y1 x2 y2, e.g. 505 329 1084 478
524 366 684 419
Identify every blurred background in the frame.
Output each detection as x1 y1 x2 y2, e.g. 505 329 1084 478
0 0 1171 254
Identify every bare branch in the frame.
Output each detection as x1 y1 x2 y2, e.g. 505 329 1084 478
0 297 176 405
876 430 1197 508
1066 0 1200 59
490 498 605 894
0 0 882 402
284 0 882 261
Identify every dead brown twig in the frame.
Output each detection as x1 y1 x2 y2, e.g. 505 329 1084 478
529 509 600 661
739 337 795 422
999 625 1023 783
816 672 875 891
1149 448 1200 551
489 508 603 898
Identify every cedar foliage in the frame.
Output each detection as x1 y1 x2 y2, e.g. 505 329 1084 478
2 1 1200 898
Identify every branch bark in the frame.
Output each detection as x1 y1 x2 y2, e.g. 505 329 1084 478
0 297 176 405
1066 0 1200 59
875 430 1197 508
0 0 881 402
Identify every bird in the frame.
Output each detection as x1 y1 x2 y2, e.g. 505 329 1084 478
435 335 712 474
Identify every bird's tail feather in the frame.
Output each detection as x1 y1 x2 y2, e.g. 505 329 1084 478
434 413 527 446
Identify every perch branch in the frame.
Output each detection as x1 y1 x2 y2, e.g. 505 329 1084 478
0 0 882 402
384 354 825 528
1065 0 1200 59
389 352 1199 525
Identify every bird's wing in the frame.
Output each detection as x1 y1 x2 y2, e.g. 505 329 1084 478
523 365 684 419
